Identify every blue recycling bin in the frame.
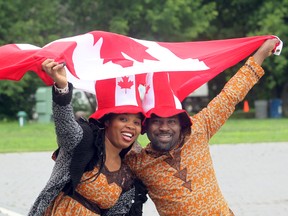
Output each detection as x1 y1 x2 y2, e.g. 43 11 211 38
269 99 282 118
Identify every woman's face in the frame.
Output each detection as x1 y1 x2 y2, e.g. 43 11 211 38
105 113 142 150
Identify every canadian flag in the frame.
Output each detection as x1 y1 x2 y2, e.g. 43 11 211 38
0 31 282 101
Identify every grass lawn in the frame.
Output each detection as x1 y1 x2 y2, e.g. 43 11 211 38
0 122 56 153
209 118 288 144
0 118 287 153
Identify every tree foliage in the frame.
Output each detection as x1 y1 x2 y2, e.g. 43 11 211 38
0 73 42 119
63 0 217 41
0 0 287 119
201 0 288 102
0 0 72 120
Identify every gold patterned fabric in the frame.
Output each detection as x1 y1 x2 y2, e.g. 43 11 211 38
44 162 134 215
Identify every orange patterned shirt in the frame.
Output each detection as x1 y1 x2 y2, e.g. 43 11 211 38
126 57 264 216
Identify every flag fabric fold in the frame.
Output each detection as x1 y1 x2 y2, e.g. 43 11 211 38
0 31 282 101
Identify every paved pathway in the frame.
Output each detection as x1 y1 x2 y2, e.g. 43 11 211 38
1 142 288 216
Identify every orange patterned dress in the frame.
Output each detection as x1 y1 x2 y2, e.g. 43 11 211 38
44 162 134 215
125 57 264 215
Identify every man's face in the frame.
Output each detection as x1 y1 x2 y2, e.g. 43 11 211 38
146 115 181 152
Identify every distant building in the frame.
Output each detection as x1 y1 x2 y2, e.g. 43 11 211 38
182 83 209 113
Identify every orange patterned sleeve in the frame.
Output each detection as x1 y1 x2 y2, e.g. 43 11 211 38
193 56 264 139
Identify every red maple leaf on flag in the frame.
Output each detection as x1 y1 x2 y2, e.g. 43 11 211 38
118 76 134 93
97 31 158 67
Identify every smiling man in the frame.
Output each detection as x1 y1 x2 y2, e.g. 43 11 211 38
146 115 182 152
125 39 279 216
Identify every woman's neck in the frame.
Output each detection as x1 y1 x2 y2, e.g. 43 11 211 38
104 136 122 171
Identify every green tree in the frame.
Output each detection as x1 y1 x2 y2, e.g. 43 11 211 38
248 0 288 100
63 0 217 41
0 0 71 45
0 0 73 120
201 0 288 103
0 73 42 119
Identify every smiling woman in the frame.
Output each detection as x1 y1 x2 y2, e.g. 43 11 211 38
105 113 142 148
27 59 148 216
